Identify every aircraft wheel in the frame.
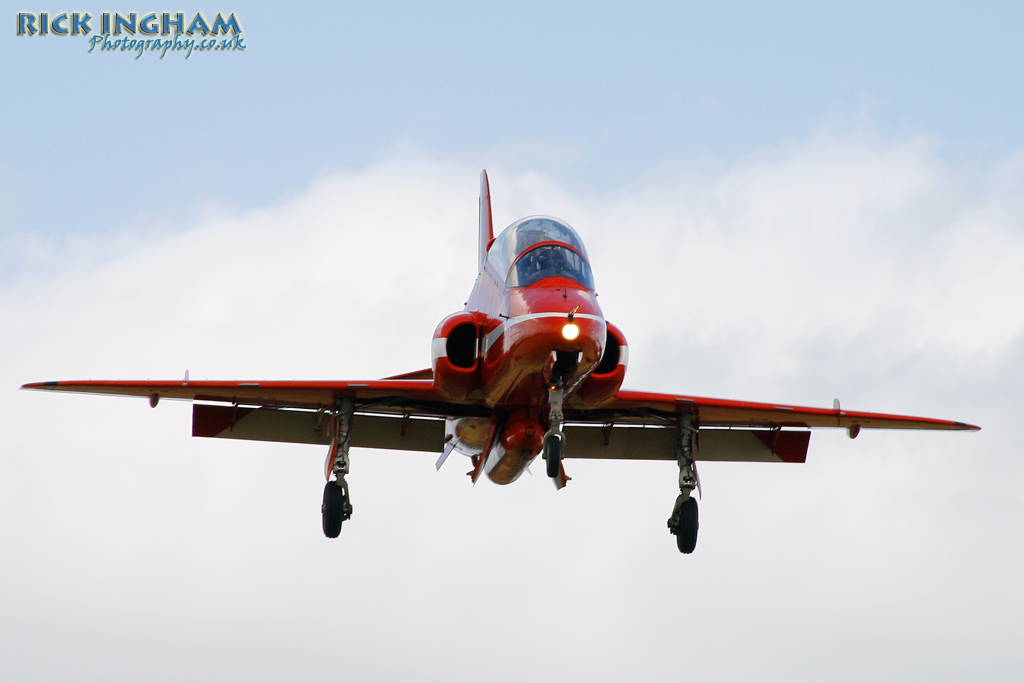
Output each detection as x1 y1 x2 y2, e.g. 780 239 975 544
322 482 345 538
544 435 562 478
673 497 699 554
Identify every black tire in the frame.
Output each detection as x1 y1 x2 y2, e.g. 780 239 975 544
322 482 344 538
544 435 562 478
674 497 699 554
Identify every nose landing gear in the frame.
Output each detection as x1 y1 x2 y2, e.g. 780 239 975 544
544 432 563 478
667 413 700 553
543 378 566 481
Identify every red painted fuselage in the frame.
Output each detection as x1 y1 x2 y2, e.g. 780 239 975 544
431 214 620 485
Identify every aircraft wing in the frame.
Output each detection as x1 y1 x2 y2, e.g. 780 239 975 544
558 390 978 464
23 379 977 431
570 389 980 432
22 380 978 465
20 378 486 417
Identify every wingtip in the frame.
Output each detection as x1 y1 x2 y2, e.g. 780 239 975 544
20 381 58 390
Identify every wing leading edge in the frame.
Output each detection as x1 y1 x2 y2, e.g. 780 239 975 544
604 390 979 431
20 378 485 417
22 379 977 465
21 381 978 430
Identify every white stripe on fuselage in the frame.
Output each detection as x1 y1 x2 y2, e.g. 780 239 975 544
482 312 605 355
431 336 448 361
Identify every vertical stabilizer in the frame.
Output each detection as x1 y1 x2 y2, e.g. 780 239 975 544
478 170 493 271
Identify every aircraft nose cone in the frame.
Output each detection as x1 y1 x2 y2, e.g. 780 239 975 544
535 313 605 372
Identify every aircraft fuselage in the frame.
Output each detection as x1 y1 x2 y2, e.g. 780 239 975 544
435 216 612 485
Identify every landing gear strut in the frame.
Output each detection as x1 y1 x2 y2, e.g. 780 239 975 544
322 398 354 538
543 378 565 480
667 413 699 553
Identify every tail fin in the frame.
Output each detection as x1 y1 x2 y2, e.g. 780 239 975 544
478 170 493 271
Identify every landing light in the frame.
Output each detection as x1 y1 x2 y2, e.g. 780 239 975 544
561 322 580 341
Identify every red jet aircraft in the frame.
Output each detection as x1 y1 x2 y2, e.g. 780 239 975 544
23 171 979 553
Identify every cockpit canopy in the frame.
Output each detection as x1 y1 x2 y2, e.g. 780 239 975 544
487 216 595 290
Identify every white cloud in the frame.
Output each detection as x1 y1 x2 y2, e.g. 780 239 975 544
2 132 1022 681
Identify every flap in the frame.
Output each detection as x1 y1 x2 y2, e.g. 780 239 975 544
563 425 810 463
192 404 445 452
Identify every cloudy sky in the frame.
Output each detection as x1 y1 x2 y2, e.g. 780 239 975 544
2 2 1023 681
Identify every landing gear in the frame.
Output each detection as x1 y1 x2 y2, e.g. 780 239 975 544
543 378 566 482
544 434 562 478
322 480 352 538
667 413 700 554
668 495 698 553
322 398 355 538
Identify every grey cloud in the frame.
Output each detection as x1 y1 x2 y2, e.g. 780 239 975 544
2 134 1021 682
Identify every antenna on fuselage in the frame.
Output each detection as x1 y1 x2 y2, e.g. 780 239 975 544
478 170 494 272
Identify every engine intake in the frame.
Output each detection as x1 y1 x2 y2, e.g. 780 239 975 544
432 312 483 400
578 321 628 407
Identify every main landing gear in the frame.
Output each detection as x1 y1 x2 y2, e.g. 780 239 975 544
322 398 354 538
667 413 699 553
322 479 352 538
668 495 698 554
